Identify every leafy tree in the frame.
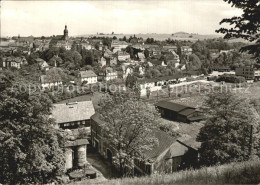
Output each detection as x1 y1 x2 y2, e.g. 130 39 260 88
197 91 260 166
27 52 40 65
98 92 159 176
46 67 70 84
146 87 151 99
186 54 202 71
112 36 117 40
49 56 63 67
125 74 137 88
177 45 182 57
0 73 65 184
122 36 127 42
216 0 260 59
42 47 60 61
144 49 149 58
125 46 135 59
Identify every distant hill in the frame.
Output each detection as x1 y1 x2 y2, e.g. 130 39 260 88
77 33 248 43
77 33 220 42
173 31 190 35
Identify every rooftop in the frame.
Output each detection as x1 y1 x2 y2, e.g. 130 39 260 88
155 100 195 112
51 101 95 124
79 70 97 78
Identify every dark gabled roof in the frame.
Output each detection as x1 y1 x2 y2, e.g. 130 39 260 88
178 108 196 116
91 114 188 160
91 113 103 125
79 70 97 78
143 130 176 160
155 101 195 112
187 115 205 122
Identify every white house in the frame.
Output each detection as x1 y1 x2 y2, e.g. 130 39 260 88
122 66 134 79
36 58 49 71
111 40 129 53
1 56 27 69
40 75 63 89
117 51 131 62
104 67 118 81
99 57 106 67
78 70 97 84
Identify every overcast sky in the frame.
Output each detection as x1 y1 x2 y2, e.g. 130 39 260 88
1 0 242 37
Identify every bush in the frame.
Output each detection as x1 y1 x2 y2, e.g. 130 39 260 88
216 74 246 83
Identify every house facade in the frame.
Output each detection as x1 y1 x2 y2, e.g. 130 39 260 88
111 40 129 53
117 51 131 62
104 67 118 81
235 66 256 80
37 58 49 71
40 75 63 89
155 101 204 123
51 101 95 171
78 70 98 84
1 56 27 69
90 114 199 176
51 101 95 131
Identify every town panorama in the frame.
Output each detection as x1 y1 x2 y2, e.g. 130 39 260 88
0 0 260 184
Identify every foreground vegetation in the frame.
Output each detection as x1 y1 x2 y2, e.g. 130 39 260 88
104 159 260 185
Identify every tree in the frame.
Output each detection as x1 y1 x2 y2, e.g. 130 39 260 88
144 49 149 58
125 74 137 88
216 0 260 59
46 67 70 84
146 87 151 99
125 46 135 59
186 54 202 71
197 91 260 166
0 73 64 184
112 36 117 40
98 92 159 176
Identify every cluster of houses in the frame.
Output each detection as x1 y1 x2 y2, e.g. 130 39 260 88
210 65 260 82
50 98 202 175
0 56 28 70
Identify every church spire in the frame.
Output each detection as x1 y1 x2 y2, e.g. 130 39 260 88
64 25 68 40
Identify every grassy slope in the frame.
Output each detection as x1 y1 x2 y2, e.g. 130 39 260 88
105 160 260 185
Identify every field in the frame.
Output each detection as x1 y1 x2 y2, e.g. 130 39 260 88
104 159 260 185
70 159 260 185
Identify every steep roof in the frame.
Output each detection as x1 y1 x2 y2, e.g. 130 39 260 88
51 101 95 124
143 130 176 160
178 108 196 116
79 70 97 78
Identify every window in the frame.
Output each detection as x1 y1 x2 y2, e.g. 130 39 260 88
146 164 151 174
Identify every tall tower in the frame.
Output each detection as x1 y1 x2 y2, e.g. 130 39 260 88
64 25 68 40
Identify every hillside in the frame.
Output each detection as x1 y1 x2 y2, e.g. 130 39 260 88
106 159 260 185
77 33 220 42
72 159 260 184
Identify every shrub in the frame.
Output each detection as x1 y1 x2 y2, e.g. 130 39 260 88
216 74 246 83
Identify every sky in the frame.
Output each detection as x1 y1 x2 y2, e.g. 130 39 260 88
0 0 243 37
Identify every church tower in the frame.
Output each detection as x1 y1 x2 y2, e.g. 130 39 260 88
64 25 68 41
